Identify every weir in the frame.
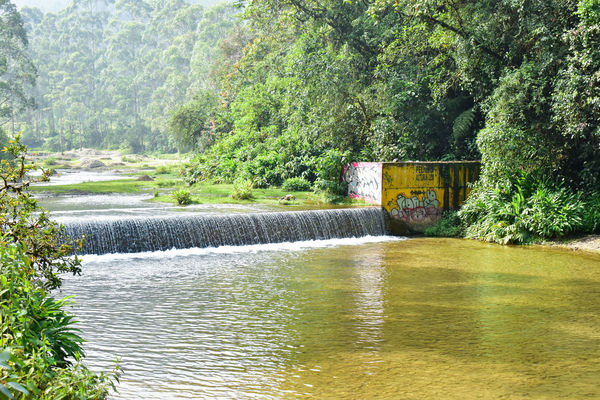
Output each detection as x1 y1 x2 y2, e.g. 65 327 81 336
63 207 390 255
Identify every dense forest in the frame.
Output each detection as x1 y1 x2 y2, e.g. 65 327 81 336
174 0 600 246
10 0 238 153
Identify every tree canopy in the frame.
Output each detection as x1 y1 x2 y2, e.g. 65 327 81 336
4 0 600 193
14 0 238 153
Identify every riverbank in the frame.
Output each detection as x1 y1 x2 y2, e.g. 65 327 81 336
28 150 365 208
542 235 600 254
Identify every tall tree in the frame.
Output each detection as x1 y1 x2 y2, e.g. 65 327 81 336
0 0 36 135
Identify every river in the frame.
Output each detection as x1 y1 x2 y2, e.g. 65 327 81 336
58 238 600 399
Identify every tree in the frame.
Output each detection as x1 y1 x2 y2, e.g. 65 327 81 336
0 0 36 135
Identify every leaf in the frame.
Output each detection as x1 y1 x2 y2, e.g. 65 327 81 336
0 350 10 364
452 107 475 142
0 386 14 400
5 382 28 396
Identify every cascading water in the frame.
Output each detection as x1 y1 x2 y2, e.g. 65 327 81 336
62 207 390 255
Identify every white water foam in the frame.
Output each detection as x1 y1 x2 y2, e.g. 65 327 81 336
79 235 406 263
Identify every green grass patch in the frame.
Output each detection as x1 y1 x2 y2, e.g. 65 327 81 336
31 177 371 208
29 178 169 194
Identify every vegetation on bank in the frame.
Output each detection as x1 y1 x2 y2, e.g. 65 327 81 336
0 139 117 398
425 174 600 244
30 173 360 208
2 0 600 245
169 0 600 244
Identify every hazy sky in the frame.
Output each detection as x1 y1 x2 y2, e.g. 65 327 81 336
13 0 225 13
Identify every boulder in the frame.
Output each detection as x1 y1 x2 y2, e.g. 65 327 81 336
280 194 296 201
80 159 105 168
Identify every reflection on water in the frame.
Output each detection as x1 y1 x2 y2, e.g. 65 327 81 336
60 238 600 399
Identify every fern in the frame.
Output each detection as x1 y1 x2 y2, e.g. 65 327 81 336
453 107 476 143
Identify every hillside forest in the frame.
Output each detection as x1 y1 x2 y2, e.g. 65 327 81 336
1 0 600 243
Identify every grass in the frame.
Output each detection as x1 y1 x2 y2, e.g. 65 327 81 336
154 184 324 206
29 178 159 194
30 176 370 208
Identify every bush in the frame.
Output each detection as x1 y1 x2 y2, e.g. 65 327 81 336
43 157 58 167
1 137 81 289
0 137 117 398
282 177 311 192
424 211 464 237
156 179 179 188
231 179 253 200
312 148 348 195
155 165 171 175
172 188 193 205
584 193 600 232
0 243 118 399
459 173 592 244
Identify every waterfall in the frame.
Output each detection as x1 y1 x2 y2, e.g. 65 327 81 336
62 208 390 255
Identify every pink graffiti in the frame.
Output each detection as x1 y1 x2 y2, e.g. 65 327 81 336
389 190 441 222
392 206 440 222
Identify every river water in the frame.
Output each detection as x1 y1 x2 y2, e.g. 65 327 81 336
59 237 600 399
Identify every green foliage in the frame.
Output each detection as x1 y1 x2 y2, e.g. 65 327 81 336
0 243 117 399
180 0 484 192
0 0 36 127
169 90 220 151
459 174 597 244
16 2 239 152
424 211 464 238
231 179 253 200
0 137 81 290
154 165 171 175
172 188 192 205
0 137 117 398
584 193 600 232
0 129 9 161
313 149 348 195
282 177 311 192
42 157 58 167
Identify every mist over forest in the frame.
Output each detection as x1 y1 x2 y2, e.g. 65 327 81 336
12 0 238 153
13 0 224 13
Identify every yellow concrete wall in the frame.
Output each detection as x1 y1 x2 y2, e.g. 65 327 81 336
381 162 480 232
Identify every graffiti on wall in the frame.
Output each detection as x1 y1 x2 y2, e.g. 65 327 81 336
388 190 441 223
343 162 382 204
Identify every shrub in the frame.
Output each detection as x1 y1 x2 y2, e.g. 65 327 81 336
459 173 590 244
282 177 311 192
424 211 464 237
43 157 58 167
172 188 193 205
0 243 118 399
0 137 118 398
231 179 253 200
584 193 600 232
312 148 348 195
156 179 179 188
155 165 171 175
1 137 81 289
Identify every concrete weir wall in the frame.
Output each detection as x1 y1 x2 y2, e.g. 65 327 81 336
343 161 480 234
